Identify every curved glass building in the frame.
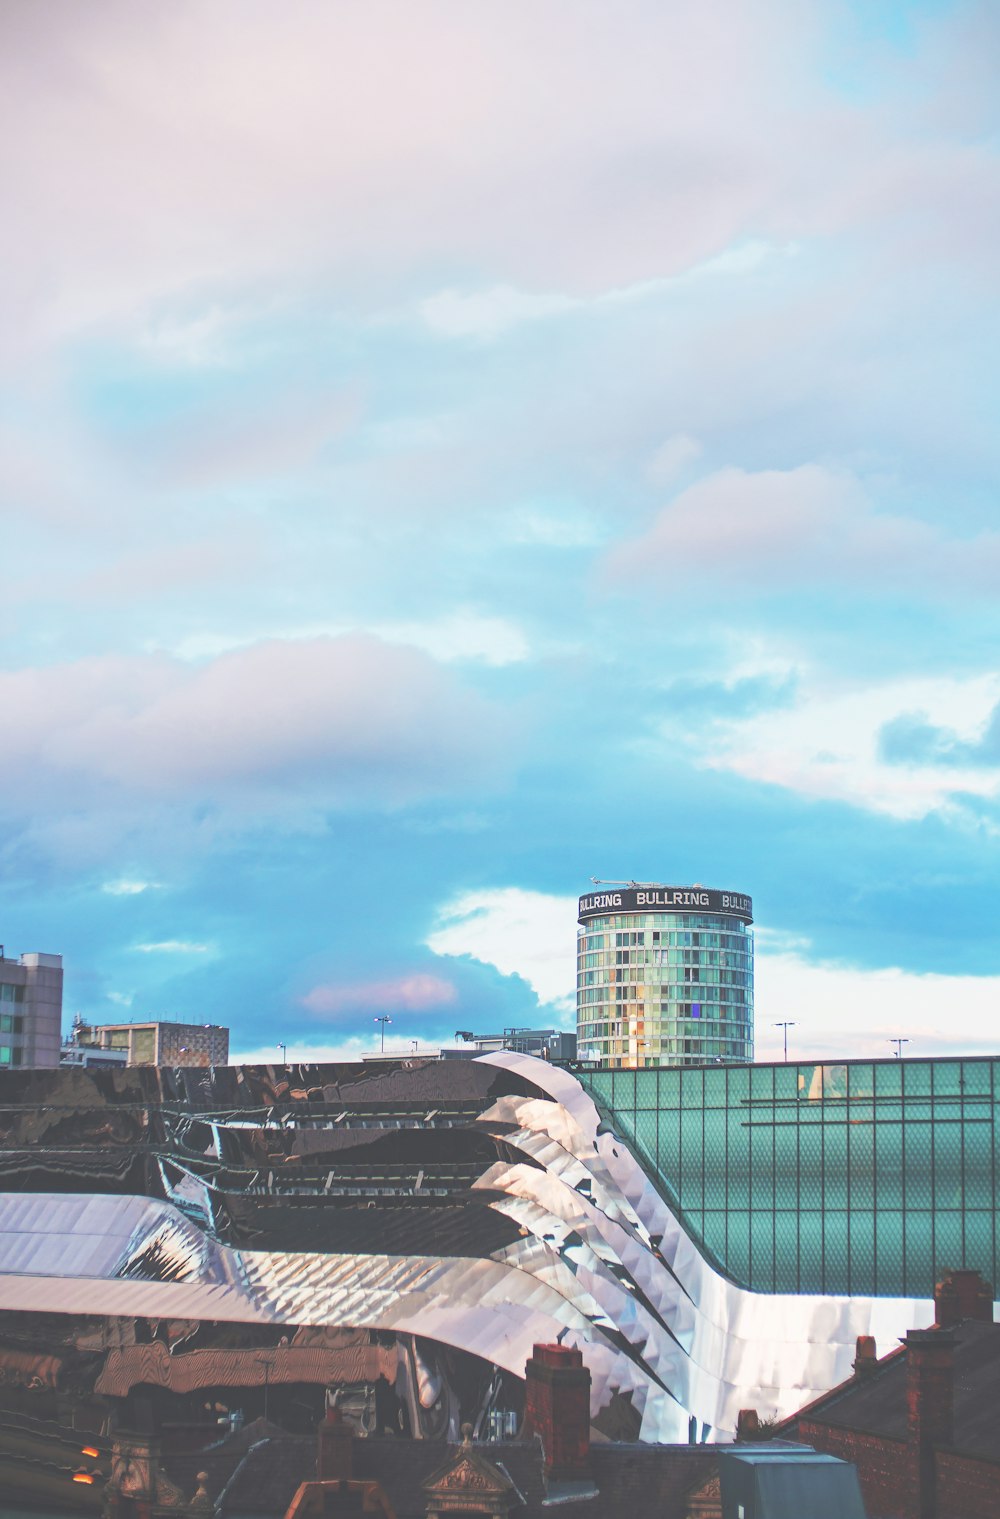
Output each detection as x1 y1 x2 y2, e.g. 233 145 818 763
0 1053 990 1448
576 884 754 1067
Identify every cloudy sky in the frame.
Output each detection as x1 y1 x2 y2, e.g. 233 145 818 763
3 1 1000 1065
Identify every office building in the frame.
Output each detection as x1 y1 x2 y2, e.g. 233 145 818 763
576 883 753 1066
0 946 63 1067
83 1019 229 1066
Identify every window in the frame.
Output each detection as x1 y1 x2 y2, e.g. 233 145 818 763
0 1048 10 1065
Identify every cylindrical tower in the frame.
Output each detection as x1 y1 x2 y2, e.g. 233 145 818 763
576 883 753 1067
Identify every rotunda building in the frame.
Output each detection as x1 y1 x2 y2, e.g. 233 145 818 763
576 883 753 1067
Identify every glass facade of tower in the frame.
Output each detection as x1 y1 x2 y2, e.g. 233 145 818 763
576 885 754 1067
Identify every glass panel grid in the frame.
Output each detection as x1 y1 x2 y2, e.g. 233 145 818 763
581 1055 1000 1298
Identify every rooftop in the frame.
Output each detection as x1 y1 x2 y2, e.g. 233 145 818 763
788 1319 1000 1463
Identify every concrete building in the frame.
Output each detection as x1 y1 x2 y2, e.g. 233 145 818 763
60 1018 129 1069
576 883 753 1067
443 1028 577 1060
83 1020 229 1066
0 946 63 1067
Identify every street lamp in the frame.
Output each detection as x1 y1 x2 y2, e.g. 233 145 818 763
256 1355 273 1423
277 1042 287 1064
889 1037 909 1059
374 1015 392 1052
773 1021 796 1062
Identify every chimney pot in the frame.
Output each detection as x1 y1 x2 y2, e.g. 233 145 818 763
853 1335 878 1378
736 1409 760 1441
532 1343 584 1370
934 1268 994 1328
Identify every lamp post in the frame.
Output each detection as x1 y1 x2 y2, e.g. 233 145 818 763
277 1042 287 1064
374 1016 392 1052
889 1037 909 1059
256 1355 273 1423
773 1021 796 1063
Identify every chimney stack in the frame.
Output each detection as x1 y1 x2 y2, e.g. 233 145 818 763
906 1329 956 1519
317 1409 353 1483
735 1409 760 1441
934 1269 993 1328
853 1335 878 1379
523 1344 591 1481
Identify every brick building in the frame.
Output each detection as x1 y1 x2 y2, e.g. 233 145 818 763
103 1345 857 1519
104 1346 721 1518
779 1270 1000 1519
81 1019 229 1066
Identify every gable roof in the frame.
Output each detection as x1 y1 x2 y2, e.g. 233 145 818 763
166 1432 720 1519
787 1320 1000 1462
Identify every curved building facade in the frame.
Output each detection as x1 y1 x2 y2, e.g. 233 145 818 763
577 884 754 1067
0 1053 949 1448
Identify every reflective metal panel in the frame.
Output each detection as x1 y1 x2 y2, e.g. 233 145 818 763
0 1054 984 1443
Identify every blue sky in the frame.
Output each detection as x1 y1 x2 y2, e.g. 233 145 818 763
3 0 1000 1064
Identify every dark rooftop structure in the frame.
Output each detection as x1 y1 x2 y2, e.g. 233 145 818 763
780 1270 1000 1519
717 1446 867 1519
0 1049 984 1506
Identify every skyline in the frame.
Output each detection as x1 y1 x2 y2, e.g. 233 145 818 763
3 2 1000 1066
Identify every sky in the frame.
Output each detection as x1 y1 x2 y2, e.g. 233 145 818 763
2 0 1000 1066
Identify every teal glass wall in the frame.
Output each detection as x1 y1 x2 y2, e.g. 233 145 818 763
578 1056 999 1298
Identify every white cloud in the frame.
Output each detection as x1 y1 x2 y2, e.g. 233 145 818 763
609 464 1000 597
139 303 239 368
705 670 1000 819
301 973 458 1017
230 1034 446 1063
230 1035 371 1065
431 885 1000 1061
0 633 509 814
4 6 829 363
417 242 791 342
503 509 603 549
377 613 530 667
134 940 210 955
646 434 703 487
427 887 577 1016
159 611 530 669
102 878 160 896
418 286 578 341
755 950 1000 1062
